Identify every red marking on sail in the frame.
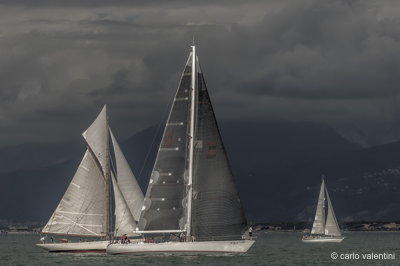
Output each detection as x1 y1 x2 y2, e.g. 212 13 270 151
206 142 217 159
163 130 174 148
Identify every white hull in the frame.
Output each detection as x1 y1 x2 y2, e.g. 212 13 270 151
107 240 255 255
36 240 109 253
302 236 344 243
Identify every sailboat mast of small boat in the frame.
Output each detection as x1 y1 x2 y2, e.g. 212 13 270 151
186 45 196 242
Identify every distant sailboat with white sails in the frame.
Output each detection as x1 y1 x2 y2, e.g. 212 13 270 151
36 105 144 252
302 177 344 243
107 45 255 254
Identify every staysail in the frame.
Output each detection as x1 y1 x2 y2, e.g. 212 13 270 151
138 55 192 231
191 59 247 241
111 173 138 237
110 130 144 222
41 150 107 237
311 179 325 235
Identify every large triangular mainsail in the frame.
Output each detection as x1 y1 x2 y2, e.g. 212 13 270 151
41 150 107 237
110 129 144 222
138 55 192 231
311 179 325 235
191 61 247 241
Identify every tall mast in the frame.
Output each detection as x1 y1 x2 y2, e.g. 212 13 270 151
322 177 326 234
186 45 196 241
105 109 111 240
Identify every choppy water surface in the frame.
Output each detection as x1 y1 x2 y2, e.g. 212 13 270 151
0 231 399 265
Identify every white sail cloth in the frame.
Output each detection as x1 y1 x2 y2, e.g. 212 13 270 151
311 179 325 235
110 130 144 222
324 190 341 236
111 174 139 237
42 105 142 238
311 178 341 236
82 105 109 176
42 150 107 237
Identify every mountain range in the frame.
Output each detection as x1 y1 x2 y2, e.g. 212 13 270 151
1 122 400 224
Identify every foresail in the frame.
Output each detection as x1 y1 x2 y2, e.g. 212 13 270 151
324 188 341 236
110 129 144 221
82 105 109 176
191 61 247 241
311 180 325 235
42 150 107 237
138 54 192 231
111 174 138 237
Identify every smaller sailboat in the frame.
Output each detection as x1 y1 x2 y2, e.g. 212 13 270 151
302 177 344 243
36 105 144 252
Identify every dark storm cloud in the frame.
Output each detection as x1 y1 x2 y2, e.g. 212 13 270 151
0 0 399 146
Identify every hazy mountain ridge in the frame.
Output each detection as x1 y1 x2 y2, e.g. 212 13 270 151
3 122 400 224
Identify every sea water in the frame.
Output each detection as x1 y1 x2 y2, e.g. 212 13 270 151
0 231 399 265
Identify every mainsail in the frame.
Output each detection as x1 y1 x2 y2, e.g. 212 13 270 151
139 46 248 241
191 59 247 241
311 179 325 235
41 150 107 237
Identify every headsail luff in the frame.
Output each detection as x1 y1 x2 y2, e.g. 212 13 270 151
110 129 144 222
191 55 247 241
111 173 139 237
138 55 192 231
41 150 107 237
311 179 325 235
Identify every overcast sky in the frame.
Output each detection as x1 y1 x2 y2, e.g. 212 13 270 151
1 0 400 147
